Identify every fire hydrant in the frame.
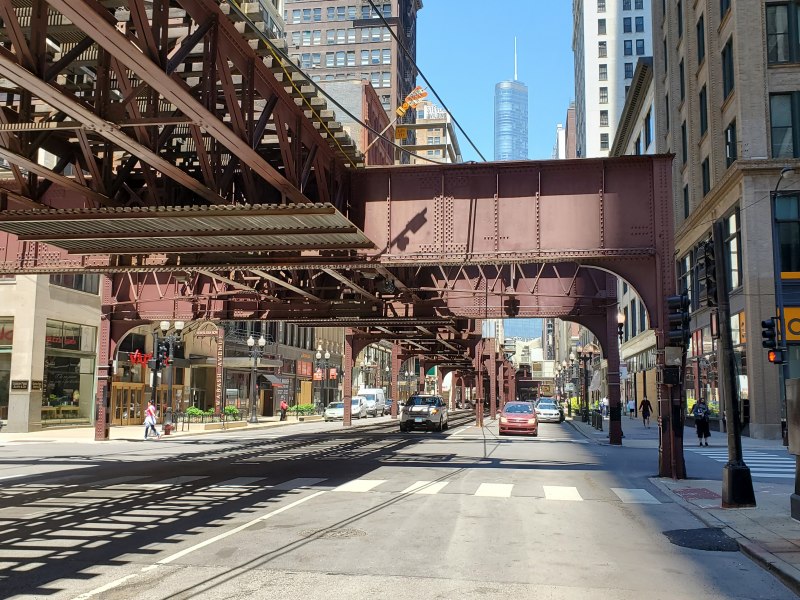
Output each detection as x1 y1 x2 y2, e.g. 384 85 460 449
163 424 173 435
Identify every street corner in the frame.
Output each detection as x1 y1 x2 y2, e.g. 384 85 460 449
650 477 725 510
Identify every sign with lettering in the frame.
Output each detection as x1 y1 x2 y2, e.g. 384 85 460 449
329 367 338 380
214 328 224 410
11 380 28 391
31 380 43 390
785 307 800 342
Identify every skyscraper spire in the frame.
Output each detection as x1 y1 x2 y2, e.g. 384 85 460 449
514 37 518 81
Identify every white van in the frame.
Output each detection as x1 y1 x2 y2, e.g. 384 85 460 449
357 388 387 417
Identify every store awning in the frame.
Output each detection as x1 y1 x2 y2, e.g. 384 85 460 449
265 374 287 387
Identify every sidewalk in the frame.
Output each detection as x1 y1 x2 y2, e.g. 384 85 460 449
569 414 800 596
0 415 319 444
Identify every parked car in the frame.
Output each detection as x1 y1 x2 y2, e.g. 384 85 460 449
400 394 448 432
536 398 563 423
324 402 344 421
357 388 386 417
499 401 538 436
351 396 368 419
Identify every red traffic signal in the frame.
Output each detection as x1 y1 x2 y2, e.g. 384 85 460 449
768 349 785 365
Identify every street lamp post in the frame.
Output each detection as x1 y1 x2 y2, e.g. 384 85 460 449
247 335 266 424
577 345 596 423
315 346 330 409
156 320 184 426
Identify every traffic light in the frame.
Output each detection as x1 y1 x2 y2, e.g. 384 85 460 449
704 241 718 307
768 349 785 365
666 293 690 346
761 318 777 350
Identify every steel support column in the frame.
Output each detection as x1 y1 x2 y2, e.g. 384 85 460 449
606 300 623 445
390 344 400 419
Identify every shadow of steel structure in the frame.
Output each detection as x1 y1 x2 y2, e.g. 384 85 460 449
0 1 681 478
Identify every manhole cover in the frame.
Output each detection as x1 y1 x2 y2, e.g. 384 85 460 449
300 528 367 539
663 528 739 552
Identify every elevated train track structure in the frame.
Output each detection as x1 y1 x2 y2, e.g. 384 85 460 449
0 1 683 477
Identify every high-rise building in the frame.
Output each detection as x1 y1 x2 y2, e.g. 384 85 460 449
402 99 463 164
572 0 652 158
651 1 800 440
282 1 421 119
494 39 528 160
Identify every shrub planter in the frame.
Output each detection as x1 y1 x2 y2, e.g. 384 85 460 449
202 420 247 431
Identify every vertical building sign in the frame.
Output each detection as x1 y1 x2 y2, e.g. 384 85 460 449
214 326 224 411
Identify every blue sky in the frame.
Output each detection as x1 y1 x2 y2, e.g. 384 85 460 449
416 1 575 161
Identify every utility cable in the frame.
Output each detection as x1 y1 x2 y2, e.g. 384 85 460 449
365 0 488 161
226 0 446 165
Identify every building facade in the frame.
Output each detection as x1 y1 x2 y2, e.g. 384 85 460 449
573 0 653 158
494 80 528 160
283 0 421 119
402 99 463 164
652 0 800 439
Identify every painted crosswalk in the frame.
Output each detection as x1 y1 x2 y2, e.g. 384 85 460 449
688 447 796 478
0 474 665 504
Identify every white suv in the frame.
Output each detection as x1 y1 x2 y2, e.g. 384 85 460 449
400 394 448 432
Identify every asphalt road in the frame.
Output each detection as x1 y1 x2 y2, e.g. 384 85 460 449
0 413 796 600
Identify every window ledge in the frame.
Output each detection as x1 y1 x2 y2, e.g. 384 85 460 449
721 90 736 113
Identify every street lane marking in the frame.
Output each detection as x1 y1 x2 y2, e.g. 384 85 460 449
611 488 660 504
334 479 387 493
70 490 327 600
209 477 269 488
543 486 583 501
450 426 473 437
401 480 449 495
474 483 513 498
272 477 327 490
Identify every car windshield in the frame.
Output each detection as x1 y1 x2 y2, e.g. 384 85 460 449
361 393 375 401
505 404 533 414
538 402 557 410
406 396 437 406
351 398 363 405
328 402 343 409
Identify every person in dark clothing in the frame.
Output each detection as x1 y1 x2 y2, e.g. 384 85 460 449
690 398 711 446
639 397 653 428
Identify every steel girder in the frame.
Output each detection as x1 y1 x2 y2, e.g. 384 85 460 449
0 0 354 209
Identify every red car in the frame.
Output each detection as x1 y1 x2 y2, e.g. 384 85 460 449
499 401 538 436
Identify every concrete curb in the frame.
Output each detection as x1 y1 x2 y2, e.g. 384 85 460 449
650 477 800 596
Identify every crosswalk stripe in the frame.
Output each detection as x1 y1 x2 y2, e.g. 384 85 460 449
400 481 449 495
334 479 387 493
272 477 327 490
209 477 269 488
474 483 513 498
611 488 660 504
543 486 583 501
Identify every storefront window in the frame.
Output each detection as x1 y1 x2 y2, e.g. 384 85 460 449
0 318 11 420
42 319 96 423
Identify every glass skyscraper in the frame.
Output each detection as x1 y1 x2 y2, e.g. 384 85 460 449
494 80 529 160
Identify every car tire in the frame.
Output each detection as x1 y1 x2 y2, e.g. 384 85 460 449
442 419 448 431
533 431 538 437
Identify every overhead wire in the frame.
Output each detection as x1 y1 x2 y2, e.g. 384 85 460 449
226 0 447 166
365 0 488 162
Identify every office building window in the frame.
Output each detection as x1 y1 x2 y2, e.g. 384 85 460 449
599 63 608 80
382 72 390 88
724 209 742 289
624 40 632 56
312 30 322 45
701 157 711 196
292 9 301 23
599 41 608 57
663 38 668 70
625 62 633 78
644 108 653 149
336 29 345 44
600 110 609 126
302 8 311 22
327 29 336 44
776 193 800 271
598 19 607 35
725 120 737 167
722 37 735 98
335 51 345 66
347 29 355 43
683 184 690 218
624 0 631 9
50 273 100 294
327 7 335 20
639 298 647 332
679 59 685 100
697 14 705 63
681 121 688 164
346 51 355 66
699 85 708 135
626 85 630 95
347 5 356 20
635 0 643 8
665 93 670 130
325 52 334 67
600 133 609 149
721 0 731 20
599 87 608 103
361 50 369 65
313 7 321 21
598 0 606 12
767 3 795 63
677 1 683 37
301 31 311 46
337 6 345 20
636 16 644 32
291 31 300 46
679 253 693 306
636 39 645 55
624 17 632 33
371 49 380 64
771 93 798 157
372 27 382 42
300 53 311 68
382 49 391 64
634 135 642 155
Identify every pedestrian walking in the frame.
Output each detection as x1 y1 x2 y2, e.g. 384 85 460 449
280 399 288 421
639 397 653 428
601 396 609 417
627 398 635 419
690 397 711 446
143 400 160 440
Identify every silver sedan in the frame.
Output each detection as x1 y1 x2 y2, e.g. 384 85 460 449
535 400 562 423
